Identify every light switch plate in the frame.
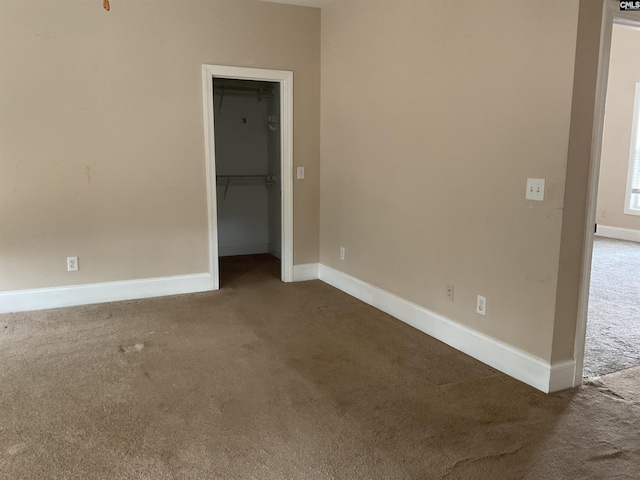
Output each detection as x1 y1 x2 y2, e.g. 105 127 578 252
526 178 545 201
296 167 305 180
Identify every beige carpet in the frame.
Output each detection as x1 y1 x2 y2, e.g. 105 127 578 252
1 255 638 479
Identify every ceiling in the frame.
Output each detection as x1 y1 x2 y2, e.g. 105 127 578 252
259 0 337 8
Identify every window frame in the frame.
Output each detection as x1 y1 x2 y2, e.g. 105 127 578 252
624 82 640 216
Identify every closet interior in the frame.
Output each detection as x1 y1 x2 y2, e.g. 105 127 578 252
213 78 281 278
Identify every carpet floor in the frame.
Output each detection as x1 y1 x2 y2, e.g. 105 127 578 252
1 254 639 479
585 237 640 377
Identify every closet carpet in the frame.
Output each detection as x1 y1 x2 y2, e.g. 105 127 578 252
1 255 638 480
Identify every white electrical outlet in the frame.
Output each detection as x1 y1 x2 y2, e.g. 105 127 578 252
296 166 305 180
476 295 486 315
526 178 545 201
339 247 345 260
446 284 455 302
67 257 79 272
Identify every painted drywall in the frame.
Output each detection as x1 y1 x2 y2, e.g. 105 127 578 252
213 81 281 257
551 0 606 365
320 0 580 362
596 24 640 232
0 0 320 291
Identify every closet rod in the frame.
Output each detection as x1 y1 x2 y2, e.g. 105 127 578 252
216 175 275 178
216 175 277 199
215 85 273 112
214 86 274 97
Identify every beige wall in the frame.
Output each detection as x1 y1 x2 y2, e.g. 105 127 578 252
551 0 605 364
0 0 320 291
596 24 640 231
320 0 581 362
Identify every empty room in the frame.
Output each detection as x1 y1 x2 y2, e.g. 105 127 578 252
1 0 638 479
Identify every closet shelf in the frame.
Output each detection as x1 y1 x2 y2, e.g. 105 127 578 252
216 175 277 199
214 83 275 113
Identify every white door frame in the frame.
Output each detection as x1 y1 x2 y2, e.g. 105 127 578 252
202 65 294 289
573 1 640 385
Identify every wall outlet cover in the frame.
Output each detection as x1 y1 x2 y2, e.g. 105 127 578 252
477 295 486 315
67 257 79 272
446 284 454 302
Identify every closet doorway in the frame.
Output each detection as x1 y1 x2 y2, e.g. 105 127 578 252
202 65 293 289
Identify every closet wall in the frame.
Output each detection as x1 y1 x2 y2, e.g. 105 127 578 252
214 80 281 258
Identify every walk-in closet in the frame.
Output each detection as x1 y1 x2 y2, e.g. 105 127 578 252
213 78 281 281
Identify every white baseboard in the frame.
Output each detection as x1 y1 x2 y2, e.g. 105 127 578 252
219 243 268 257
0 273 212 314
548 360 577 392
317 265 574 393
293 263 319 282
595 225 640 243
